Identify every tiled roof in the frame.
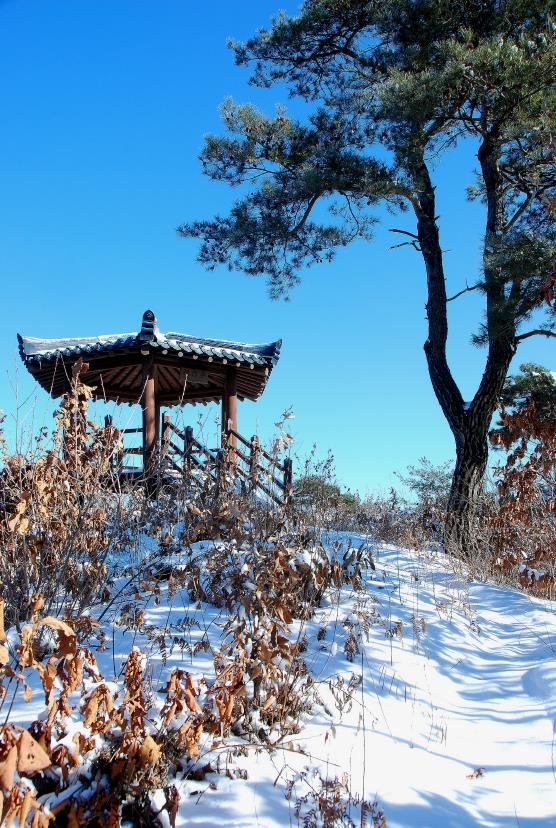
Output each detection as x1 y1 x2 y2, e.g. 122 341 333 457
18 313 281 369
18 310 282 404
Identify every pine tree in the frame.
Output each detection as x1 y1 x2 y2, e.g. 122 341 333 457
179 1 555 555
498 362 556 415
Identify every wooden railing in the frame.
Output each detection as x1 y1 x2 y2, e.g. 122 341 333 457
226 427 292 505
105 417 143 477
161 417 225 483
160 414 292 505
104 414 293 505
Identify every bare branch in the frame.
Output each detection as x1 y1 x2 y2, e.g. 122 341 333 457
340 190 364 234
447 282 483 302
388 227 419 240
389 240 421 252
515 328 556 343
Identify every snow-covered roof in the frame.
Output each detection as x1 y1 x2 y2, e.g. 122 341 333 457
18 310 282 405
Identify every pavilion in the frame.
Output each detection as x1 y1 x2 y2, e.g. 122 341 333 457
18 310 284 490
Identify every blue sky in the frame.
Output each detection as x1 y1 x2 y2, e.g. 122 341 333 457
0 0 553 495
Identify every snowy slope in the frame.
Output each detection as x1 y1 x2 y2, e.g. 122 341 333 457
6 535 556 827
303 540 556 827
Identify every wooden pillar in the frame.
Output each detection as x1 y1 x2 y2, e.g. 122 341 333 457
142 361 157 490
222 370 237 467
227 371 238 434
155 401 161 444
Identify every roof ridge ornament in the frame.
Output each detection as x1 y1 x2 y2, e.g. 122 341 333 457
139 309 159 342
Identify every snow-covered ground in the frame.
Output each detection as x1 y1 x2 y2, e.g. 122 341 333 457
306 540 556 828
7 535 556 826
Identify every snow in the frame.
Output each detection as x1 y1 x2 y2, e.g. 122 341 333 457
301 543 556 827
6 536 556 826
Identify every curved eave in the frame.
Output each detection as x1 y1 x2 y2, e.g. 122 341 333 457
17 333 281 405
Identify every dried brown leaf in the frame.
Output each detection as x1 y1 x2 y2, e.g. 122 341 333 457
177 719 202 759
185 674 202 713
17 730 51 775
164 785 180 828
138 735 161 767
0 745 17 790
16 517 29 536
17 626 36 669
18 787 33 826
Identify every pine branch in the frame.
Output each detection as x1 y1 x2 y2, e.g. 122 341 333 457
515 329 556 343
288 192 321 237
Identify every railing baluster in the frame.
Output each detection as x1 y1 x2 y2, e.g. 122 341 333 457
250 435 259 492
184 425 193 477
283 457 293 504
161 413 170 457
105 414 114 475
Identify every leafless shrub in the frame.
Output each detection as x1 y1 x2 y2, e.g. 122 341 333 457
292 449 362 532
184 516 355 738
0 362 143 628
286 767 387 827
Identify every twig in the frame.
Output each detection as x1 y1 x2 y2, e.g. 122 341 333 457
447 282 482 302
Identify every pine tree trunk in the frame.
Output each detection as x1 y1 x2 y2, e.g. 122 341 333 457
441 138 518 555
444 428 489 556
442 336 515 555
413 145 516 558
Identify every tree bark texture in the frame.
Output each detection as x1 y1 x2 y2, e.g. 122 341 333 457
444 427 488 556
